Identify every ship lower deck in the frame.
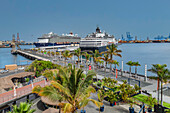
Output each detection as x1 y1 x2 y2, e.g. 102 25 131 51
80 46 107 53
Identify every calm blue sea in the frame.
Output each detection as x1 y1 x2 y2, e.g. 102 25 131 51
115 43 170 76
0 45 33 69
0 43 169 76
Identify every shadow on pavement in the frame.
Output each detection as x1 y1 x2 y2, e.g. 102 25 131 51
37 100 46 111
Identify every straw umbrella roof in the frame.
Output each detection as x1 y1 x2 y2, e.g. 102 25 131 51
41 96 60 106
0 77 14 89
42 108 58 113
6 72 34 80
0 72 34 89
41 96 67 106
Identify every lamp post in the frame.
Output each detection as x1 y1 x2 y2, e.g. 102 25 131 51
121 60 123 76
32 35 34 49
53 42 54 58
144 64 147 81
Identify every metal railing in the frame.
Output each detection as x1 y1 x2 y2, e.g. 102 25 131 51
0 80 49 105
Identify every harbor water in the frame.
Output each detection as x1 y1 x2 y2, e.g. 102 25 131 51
115 43 170 76
0 43 170 76
0 45 33 69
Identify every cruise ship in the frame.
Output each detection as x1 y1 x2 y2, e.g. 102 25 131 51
80 27 118 52
34 32 81 47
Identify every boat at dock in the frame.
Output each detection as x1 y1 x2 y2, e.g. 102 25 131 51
34 32 81 47
80 27 118 52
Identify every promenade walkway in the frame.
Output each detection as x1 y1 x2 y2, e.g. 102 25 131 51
95 68 170 104
17 50 51 61
11 50 170 112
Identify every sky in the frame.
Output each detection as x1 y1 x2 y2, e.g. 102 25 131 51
0 0 170 42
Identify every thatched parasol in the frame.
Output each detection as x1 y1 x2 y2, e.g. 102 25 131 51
0 72 34 89
41 96 60 106
42 108 58 113
41 96 67 106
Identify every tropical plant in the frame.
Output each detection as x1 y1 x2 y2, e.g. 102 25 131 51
97 88 106 107
25 78 30 83
99 54 111 76
47 51 51 56
128 98 135 109
93 80 104 87
25 60 57 77
103 44 122 72
102 77 118 89
62 50 73 66
74 48 82 67
42 69 60 81
8 102 36 113
33 65 101 113
133 62 141 78
144 95 157 109
44 50 47 55
97 59 104 68
126 61 134 78
31 48 35 51
109 60 119 78
118 80 140 102
41 50 43 54
83 52 91 74
148 64 170 105
165 109 170 113
90 50 101 69
56 52 60 55
51 51 55 56
105 90 118 104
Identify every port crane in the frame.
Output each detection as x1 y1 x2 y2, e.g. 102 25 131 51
11 34 21 54
126 32 133 41
121 35 125 41
154 34 170 40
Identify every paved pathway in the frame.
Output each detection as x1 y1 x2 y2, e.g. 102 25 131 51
31 93 129 113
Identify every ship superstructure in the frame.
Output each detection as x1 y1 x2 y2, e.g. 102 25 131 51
80 27 118 52
34 32 81 47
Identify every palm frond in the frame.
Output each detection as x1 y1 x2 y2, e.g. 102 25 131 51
63 103 73 113
32 85 42 94
51 81 72 99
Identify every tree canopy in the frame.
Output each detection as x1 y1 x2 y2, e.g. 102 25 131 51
25 60 58 77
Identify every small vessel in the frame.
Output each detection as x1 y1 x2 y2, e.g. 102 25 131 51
80 27 118 52
34 32 81 47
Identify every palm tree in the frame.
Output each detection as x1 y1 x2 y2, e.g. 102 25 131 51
74 48 82 68
41 50 43 55
126 61 134 78
90 50 101 69
97 88 106 113
51 51 55 56
148 64 170 105
47 51 51 56
109 60 119 78
104 44 122 72
133 62 141 78
33 65 101 113
8 102 36 113
97 59 104 68
99 54 111 76
144 95 157 111
62 50 72 66
83 52 91 74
